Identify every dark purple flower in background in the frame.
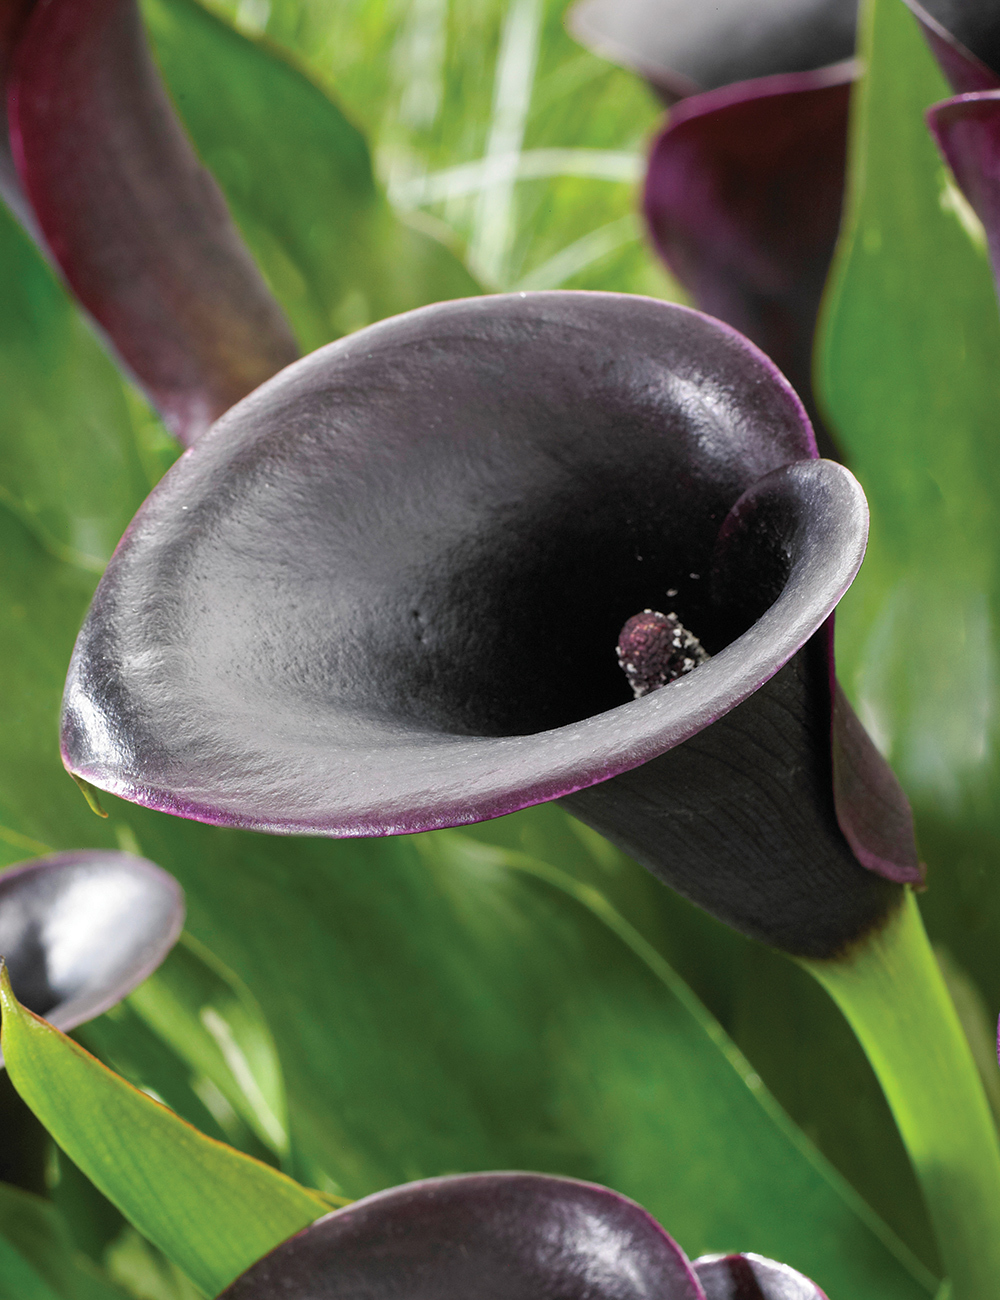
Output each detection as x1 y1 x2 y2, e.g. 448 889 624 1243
0 850 183 1065
218 1172 827 1299
567 0 1000 455
61 291 921 959
567 0 857 454
0 0 297 445
911 1 1000 294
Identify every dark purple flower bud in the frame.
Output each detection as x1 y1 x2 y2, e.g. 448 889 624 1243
1 0 298 445
60 292 921 958
694 1251 828 1299
568 0 855 453
911 3 1000 309
0 850 184 1066
217 1173 707 1299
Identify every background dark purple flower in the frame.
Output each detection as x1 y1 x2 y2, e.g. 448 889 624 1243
0 0 297 445
910 1 1000 304
569 0 1000 458
567 0 856 453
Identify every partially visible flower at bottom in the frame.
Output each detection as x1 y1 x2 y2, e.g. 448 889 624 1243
218 1172 827 1299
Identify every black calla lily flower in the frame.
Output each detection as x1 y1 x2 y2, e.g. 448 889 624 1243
0 850 184 1065
61 292 921 959
218 1172 827 1300
0 0 298 445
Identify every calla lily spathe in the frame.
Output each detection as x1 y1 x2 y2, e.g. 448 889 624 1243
218 1172 828 1300
61 291 920 957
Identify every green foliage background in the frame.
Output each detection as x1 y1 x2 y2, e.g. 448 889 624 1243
0 0 997 1296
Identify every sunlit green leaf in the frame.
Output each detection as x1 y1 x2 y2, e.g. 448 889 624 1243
126 936 289 1162
817 0 1000 1017
0 966 327 1297
142 0 480 353
203 0 682 296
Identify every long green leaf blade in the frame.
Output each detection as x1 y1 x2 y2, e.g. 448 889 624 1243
817 0 1000 1024
0 965 326 1297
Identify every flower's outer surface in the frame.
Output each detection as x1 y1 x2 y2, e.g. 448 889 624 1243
218 1171 825 1299
694 1251 828 1299
61 292 920 958
0 850 184 1066
0 0 298 445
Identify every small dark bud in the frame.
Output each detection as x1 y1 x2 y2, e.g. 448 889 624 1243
617 609 710 698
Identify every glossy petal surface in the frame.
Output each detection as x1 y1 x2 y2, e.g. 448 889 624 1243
63 291 830 834
61 292 917 954
6 0 298 445
695 1252 828 1299
567 0 856 99
0 849 183 1061
220 1173 705 1300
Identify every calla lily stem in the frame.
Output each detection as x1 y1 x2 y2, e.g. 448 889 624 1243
802 889 1000 1300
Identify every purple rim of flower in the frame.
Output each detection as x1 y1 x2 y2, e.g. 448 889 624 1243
60 292 920 957
693 1251 829 1299
3 0 298 446
0 850 184 1067
218 1172 707 1299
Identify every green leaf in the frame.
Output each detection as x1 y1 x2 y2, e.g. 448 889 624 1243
77 1000 253 1156
141 0 480 354
0 1238 60 1300
125 936 290 1162
0 965 326 1297
203 0 682 297
817 0 1000 1012
0 398 933 1297
0 205 169 573
0 1180 126 1300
